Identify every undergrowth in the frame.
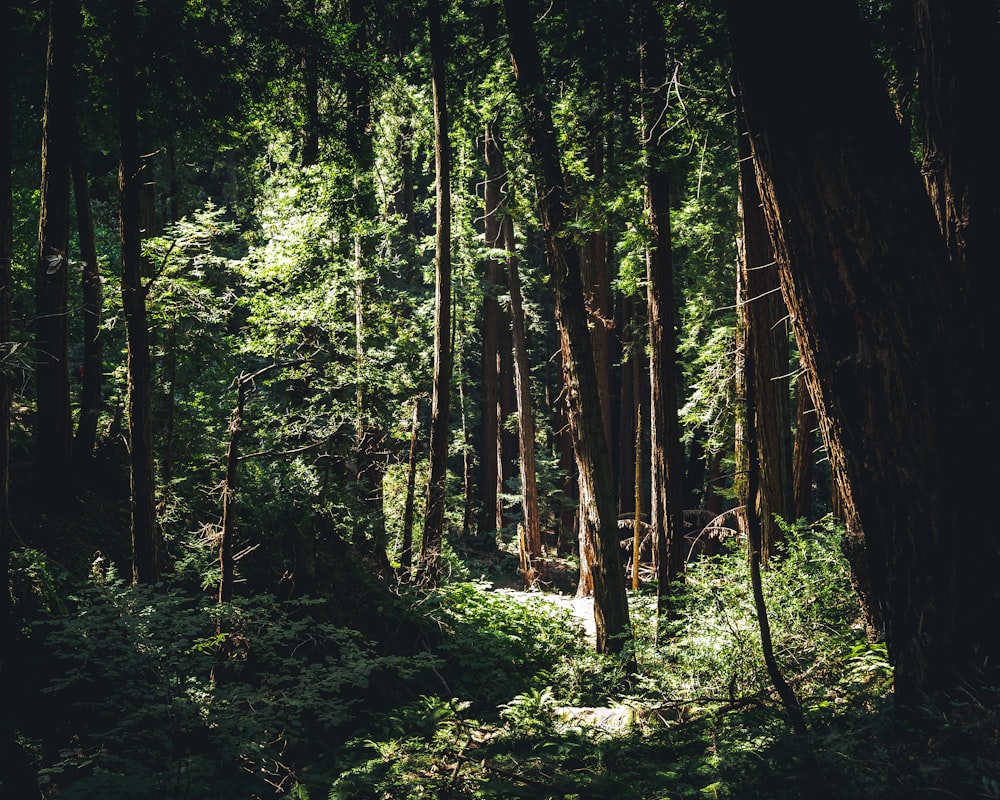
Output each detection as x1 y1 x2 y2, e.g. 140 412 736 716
5 516 999 798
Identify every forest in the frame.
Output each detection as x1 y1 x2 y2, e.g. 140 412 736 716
1 0 998 797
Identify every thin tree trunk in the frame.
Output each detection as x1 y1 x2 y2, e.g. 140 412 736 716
35 0 75 489
219 381 245 604
743 302 806 737
71 139 102 469
502 0 631 658
502 212 542 580
791 372 815 522
399 396 421 580
117 0 158 585
479 123 503 540
416 0 452 588
0 0 13 623
640 9 687 615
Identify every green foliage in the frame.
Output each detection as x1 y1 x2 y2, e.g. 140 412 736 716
32 582 439 798
423 582 587 710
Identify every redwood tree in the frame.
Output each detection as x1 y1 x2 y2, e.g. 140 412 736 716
35 0 76 488
416 0 452 588
727 0 998 702
117 0 159 585
502 0 631 657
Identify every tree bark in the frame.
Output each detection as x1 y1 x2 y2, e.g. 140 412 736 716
416 0 452 588
0 0 13 622
641 3 687 607
735 104 793 560
502 210 542 581
117 0 158 585
479 123 504 541
502 0 631 657
71 139 102 469
727 0 996 701
35 0 76 488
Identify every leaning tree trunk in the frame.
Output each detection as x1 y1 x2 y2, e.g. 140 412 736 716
35 0 76 490
727 0 997 702
502 0 631 658
416 0 453 588
117 0 158 585
735 106 793 560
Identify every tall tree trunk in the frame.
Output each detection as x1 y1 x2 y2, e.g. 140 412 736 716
727 0 996 701
1 9 40 787
735 105 793 560
416 0 452 588
71 140 102 469
502 0 631 658
300 0 319 166
616 297 637 515
219 381 245 603
641 4 687 608
580 136 613 465
0 0 13 624
502 211 542 579
913 0 999 312
35 0 75 490
479 123 504 541
117 0 158 585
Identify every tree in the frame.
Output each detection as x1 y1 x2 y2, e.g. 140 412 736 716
479 122 505 543
35 0 76 490
0 0 13 624
726 0 999 702
117 0 159 585
735 103 792 561
502 0 631 657
70 137 102 468
640 1 688 609
415 0 452 588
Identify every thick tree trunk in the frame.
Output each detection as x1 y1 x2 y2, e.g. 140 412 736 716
35 0 75 488
913 0 999 307
71 140 102 469
117 0 158 585
736 107 793 559
416 0 452 588
503 0 631 657
727 0 996 701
